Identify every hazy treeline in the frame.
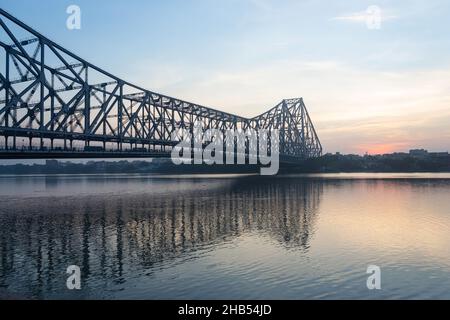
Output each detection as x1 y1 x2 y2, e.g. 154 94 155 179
0 152 449 174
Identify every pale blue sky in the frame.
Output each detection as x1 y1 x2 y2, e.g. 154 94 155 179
2 0 450 154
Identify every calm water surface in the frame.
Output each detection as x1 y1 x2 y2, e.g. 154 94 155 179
0 173 449 299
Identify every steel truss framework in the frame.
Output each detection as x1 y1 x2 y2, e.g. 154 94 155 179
0 9 322 161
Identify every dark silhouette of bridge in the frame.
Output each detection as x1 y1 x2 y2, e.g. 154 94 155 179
0 9 322 162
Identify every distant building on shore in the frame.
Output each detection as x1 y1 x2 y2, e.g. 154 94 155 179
409 149 449 158
409 149 428 157
429 151 449 158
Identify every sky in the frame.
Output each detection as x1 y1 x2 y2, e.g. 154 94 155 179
2 0 450 154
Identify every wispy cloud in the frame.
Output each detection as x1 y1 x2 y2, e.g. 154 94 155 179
332 8 398 24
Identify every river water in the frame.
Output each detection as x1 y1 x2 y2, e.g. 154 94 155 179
0 173 449 299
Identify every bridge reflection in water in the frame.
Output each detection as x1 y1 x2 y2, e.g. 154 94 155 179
0 176 323 298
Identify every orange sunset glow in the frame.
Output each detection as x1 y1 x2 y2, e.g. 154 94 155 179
356 143 410 155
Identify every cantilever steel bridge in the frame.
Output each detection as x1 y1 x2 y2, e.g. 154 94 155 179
0 9 322 162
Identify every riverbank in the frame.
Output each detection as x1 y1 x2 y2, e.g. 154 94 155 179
0 152 449 175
